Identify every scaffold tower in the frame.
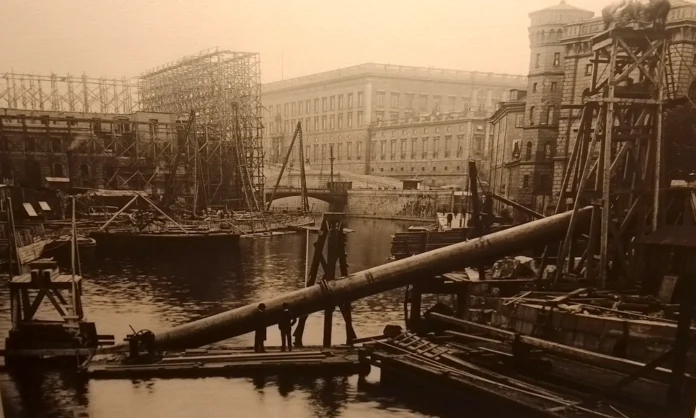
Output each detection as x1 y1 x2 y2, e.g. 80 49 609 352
546 25 672 289
138 48 264 211
0 72 134 114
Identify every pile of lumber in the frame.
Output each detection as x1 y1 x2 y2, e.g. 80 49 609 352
391 229 470 259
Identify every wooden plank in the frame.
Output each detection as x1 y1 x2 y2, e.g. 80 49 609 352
429 313 691 383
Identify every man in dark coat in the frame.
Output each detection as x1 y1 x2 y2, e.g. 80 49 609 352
278 303 297 352
254 303 267 353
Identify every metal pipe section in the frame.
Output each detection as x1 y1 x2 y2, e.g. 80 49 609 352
110 207 592 351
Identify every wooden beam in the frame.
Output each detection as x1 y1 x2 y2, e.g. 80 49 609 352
428 313 691 383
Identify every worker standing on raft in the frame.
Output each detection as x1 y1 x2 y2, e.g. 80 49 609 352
279 303 297 352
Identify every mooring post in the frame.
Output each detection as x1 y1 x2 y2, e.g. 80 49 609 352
409 285 422 332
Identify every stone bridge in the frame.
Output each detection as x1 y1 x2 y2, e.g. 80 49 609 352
265 187 348 210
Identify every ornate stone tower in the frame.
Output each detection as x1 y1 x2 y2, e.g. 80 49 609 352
517 1 593 214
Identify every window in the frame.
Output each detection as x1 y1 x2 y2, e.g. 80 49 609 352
377 92 385 107
337 144 342 161
390 93 399 107
411 138 417 159
291 102 296 116
338 114 343 129
330 96 335 111
525 142 533 160
381 140 387 159
330 115 335 129
306 145 311 162
533 83 538 93
284 120 289 133
347 112 353 128
313 144 318 161
422 138 429 158
357 111 363 126
306 118 311 131
371 141 377 160
306 100 312 113
322 116 327 130
544 143 552 159
337 95 344 110
390 139 396 159
53 162 64 177
445 136 451 157
314 117 319 131
80 163 90 178
347 142 352 159
585 64 592 76
433 95 442 111
515 114 523 128
321 144 326 160
523 174 530 188
400 139 407 158
376 111 384 122
553 52 560 67
322 98 327 112
547 106 555 125
433 137 440 158
406 93 415 108
25 137 36 152
276 105 281 115
391 112 399 123
535 54 541 68
314 99 319 113
529 106 535 125
298 101 303 115
348 93 354 108
285 104 289 117
419 94 428 111
551 82 558 91
357 141 362 159
358 92 364 107
448 96 456 111
51 138 62 153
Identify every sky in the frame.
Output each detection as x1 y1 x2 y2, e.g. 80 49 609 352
1 0 615 84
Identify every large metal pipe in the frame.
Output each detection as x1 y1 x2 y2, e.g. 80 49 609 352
109 207 592 351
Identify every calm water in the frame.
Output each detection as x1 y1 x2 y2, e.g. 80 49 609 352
0 217 460 418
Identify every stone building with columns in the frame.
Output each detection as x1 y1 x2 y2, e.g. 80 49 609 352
488 0 696 218
261 64 527 180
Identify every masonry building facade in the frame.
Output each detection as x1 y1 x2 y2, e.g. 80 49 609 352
261 64 526 185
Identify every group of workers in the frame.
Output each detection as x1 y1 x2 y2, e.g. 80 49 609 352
253 302 297 353
602 0 671 31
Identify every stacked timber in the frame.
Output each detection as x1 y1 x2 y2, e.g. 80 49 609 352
391 229 470 260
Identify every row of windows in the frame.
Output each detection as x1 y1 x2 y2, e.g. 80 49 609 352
368 136 484 160
531 81 558 93
273 93 365 118
268 112 365 134
377 124 483 137
371 166 463 173
305 142 363 162
535 52 562 69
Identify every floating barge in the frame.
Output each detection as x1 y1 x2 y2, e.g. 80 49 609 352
85 346 364 379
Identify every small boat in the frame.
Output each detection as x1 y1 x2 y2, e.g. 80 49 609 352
90 229 240 254
41 235 97 264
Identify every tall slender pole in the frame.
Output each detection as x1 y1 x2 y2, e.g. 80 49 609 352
266 122 301 210
70 196 78 316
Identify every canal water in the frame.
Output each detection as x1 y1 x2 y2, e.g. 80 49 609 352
0 217 465 418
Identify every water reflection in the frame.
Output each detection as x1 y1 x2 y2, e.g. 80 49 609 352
0 216 457 418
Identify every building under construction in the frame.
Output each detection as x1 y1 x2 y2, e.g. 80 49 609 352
0 48 264 212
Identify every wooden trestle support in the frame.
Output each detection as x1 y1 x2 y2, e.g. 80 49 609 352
541 27 673 289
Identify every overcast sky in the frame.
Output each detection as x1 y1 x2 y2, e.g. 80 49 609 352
2 0 615 84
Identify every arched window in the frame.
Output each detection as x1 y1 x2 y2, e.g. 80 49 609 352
547 106 555 125
52 162 64 178
526 142 533 160
529 106 535 125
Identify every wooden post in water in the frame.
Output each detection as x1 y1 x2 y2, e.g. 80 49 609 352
293 212 356 348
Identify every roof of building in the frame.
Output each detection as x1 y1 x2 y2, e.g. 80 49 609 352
531 0 591 15
262 63 527 93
